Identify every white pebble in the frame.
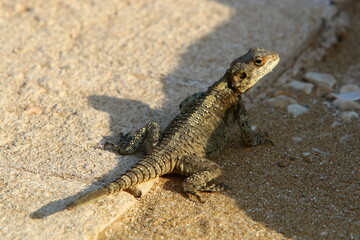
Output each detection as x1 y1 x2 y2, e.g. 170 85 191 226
266 95 297 108
331 121 342 127
322 101 332 108
339 111 359 121
287 104 309 117
312 148 329 155
340 84 359 93
332 90 360 101
302 152 311 157
285 80 313 94
332 99 360 110
304 72 337 96
304 72 337 88
291 136 303 142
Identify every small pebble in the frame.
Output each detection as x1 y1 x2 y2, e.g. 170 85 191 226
15 3 29 14
332 90 360 101
291 136 303 142
339 111 359 121
265 95 297 108
284 80 313 94
304 72 337 96
332 99 360 110
287 104 309 117
312 148 329 156
340 84 359 93
304 72 337 88
331 121 342 127
25 107 42 115
274 90 293 97
322 101 332 108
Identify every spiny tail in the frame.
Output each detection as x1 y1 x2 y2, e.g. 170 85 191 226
66 157 167 210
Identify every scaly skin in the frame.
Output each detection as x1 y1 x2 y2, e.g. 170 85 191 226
67 48 280 209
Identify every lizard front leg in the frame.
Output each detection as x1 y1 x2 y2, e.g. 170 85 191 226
105 122 160 155
237 102 272 147
175 155 227 202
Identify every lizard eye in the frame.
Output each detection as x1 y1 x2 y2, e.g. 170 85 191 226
254 57 264 66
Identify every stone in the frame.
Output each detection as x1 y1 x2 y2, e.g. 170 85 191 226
332 99 360 110
287 104 309 117
291 136 303 142
285 80 313 94
340 84 360 93
332 90 360 101
304 72 337 96
304 72 337 88
339 111 359 121
331 121 342 127
266 95 298 108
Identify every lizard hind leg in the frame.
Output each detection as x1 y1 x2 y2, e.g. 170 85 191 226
175 155 225 203
104 122 160 155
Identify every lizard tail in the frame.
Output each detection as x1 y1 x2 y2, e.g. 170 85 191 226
67 159 164 210
66 187 110 210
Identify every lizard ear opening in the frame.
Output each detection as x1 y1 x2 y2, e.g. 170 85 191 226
239 72 247 79
229 71 249 91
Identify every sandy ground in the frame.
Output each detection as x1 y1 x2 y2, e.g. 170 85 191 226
99 2 360 240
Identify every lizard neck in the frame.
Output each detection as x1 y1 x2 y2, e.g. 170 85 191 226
206 72 241 103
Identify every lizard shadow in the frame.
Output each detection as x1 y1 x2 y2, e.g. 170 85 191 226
30 95 166 218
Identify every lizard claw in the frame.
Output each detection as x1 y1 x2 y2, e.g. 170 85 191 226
200 182 231 192
263 139 274 146
103 141 119 151
185 191 205 203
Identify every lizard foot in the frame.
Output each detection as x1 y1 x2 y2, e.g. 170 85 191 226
200 182 230 192
251 131 274 147
104 133 133 150
103 140 118 151
185 191 205 203
125 186 142 198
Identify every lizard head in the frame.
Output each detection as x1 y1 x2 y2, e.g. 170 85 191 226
228 48 280 93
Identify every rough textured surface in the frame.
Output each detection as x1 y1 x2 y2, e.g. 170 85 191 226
0 0 351 239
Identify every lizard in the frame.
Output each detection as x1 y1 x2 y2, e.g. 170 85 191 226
66 47 279 209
